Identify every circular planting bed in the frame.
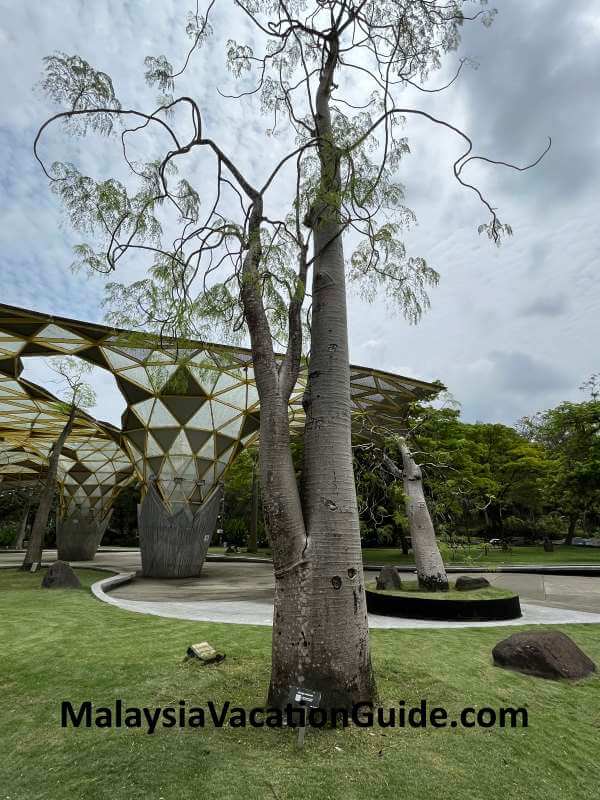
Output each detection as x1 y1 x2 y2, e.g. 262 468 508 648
366 580 522 621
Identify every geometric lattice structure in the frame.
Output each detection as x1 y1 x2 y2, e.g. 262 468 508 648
0 303 440 573
0 440 47 485
0 303 439 517
0 372 133 527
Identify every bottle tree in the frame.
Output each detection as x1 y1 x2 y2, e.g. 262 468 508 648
35 0 547 708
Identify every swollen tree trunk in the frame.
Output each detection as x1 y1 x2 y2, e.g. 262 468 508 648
22 410 75 569
247 463 259 553
239 33 374 711
268 36 374 710
292 206 373 707
57 510 112 561
398 439 448 591
14 494 33 549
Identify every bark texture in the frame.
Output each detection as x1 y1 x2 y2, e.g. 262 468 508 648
138 481 223 578
22 410 75 569
267 36 374 710
237 31 375 710
57 510 112 561
398 440 448 590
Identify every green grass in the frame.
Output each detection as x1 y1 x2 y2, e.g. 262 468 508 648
2 569 600 800
207 544 600 568
367 579 516 601
362 544 600 567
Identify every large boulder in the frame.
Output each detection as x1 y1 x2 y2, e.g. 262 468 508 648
41 560 81 590
376 566 402 591
493 630 596 680
455 575 490 591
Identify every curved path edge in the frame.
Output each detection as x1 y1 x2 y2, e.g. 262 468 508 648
91 573 600 630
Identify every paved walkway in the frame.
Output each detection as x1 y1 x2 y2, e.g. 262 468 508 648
5 549 600 629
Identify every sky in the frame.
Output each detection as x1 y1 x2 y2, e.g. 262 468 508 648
0 0 598 427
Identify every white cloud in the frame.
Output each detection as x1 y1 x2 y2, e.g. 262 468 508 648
0 0 598 428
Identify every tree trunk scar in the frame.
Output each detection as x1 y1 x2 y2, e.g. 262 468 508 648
273 558 309 578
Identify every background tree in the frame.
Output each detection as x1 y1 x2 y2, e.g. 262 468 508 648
221 448 265 549
0 484 39 548
520 388 600 543
35 1 546 707
104 482 142 547
21 358 96 569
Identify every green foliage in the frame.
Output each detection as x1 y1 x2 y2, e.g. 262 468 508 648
0 521 17 546
349 223 440 324
144 54 176 92
34 1 517 349
354 397 596 547
222 449 265 547
40 52 121 134
520 394 600 534
49 356 96 409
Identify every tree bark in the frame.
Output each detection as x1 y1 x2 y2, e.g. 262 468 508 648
22 410 75 569
57 510 112 561
13 494 33 549
237 33 374 711
247 461 259 553
398 439 449 591
267 36 374 710
138 480 223 578
565 513 578 546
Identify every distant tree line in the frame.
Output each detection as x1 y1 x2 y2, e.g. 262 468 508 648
355 388 600 548
2 388 598 552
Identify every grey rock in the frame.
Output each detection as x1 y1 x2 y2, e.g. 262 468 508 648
41 560 81 589
455 575 490 591
493 630 596 680
376 566 402 591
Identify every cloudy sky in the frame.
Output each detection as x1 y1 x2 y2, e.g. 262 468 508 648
0 0 598 427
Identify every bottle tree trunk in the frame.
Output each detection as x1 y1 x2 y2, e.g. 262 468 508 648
295 222 374 706
267 35 374 710
398 439 449 591
21 410 76 569
239 33 375 711
247 461 259 553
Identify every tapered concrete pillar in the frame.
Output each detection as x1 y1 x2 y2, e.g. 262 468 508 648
57 509 112 561
138 481 223 578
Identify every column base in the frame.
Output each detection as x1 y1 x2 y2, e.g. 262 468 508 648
138 483 222 578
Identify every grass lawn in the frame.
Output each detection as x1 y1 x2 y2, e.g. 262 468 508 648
2 569 599 800
361 544 600 568
366 579 516 601
208 544 600 568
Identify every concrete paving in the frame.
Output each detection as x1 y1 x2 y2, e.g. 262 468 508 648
5 548 600 629
91 570 600 629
